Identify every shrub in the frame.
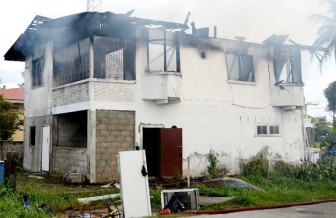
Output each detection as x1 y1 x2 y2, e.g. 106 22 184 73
206 150 228 179
273 159 336 182
239 157 268 177
273 161 298 178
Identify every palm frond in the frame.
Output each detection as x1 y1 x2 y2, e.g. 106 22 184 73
310 14 335 24
314 27 336 46
317 24 336 35
321 39 336 62
324 0 336 18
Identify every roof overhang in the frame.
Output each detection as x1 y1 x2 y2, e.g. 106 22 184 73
4 12 188 62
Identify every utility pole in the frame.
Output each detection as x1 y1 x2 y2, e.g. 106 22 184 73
305 102 318 119
87 0 102 12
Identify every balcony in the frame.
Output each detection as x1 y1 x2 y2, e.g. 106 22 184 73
52 79 135 114
271 84 304 110
141 72 181 104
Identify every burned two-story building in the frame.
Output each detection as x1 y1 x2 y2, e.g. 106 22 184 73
5 11 307 183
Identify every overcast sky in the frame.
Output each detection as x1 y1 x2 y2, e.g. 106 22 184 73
0 0 335 118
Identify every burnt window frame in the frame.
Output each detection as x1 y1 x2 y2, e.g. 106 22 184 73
93 36 136 81
146 29 181 73
30 126 36 147
274 47 302 84
226 53 255 83
32 56 44 87
53 38 90 87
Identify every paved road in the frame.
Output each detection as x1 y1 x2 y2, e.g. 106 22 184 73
192 202 336 218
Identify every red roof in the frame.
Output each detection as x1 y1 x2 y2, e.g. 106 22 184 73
0 88 24 101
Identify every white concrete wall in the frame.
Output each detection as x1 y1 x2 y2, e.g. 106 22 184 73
23 42 54 171
23 35 305 178
24 42 53 117
134 40 305 177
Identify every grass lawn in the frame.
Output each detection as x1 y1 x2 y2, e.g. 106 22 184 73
0 174 119 217
196 175 336 210
1 159 336 217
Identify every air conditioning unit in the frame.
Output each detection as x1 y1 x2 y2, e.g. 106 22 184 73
161 188 199 211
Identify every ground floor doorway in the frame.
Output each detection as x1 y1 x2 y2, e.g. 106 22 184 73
143 127 182 177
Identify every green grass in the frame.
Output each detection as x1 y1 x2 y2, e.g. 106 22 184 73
196 159 336 211
2 159 336 216
0 174 119 217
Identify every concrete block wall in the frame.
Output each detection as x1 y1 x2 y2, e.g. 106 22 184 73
96 110 135 183
52 147 88 175
0 142 24 165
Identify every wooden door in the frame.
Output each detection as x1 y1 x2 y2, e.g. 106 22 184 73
160 128 182 177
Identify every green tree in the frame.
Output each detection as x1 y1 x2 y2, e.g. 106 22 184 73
0 95 22 141
312 0 336 63
314 116 336 152
0 94 23 159
324 81 336 126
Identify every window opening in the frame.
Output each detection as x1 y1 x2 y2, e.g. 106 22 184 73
30 126 36 146
274 47 302 84
146 29 180 73
227 53 254 82
94 36 135 80
32 57 44 87
270 125 280 134
257 124 280 136
56 111 87 148
53 38 90 86
257 125 268 135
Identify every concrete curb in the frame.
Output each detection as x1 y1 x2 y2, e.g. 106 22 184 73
180 199 336 215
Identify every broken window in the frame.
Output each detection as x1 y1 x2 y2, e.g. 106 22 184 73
226 53 254 82
30 126 36 146
94 36 135 80
32 56 44 87
146 29 180 73
53 38 90 86
274 47 302 84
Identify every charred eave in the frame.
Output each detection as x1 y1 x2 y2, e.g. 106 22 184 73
4 11 188 62
4 15 51 61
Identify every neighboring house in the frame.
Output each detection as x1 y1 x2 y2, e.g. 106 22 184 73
4 12 309 183
0 88 24 142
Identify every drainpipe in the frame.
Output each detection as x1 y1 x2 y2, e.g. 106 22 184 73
301 106 308 161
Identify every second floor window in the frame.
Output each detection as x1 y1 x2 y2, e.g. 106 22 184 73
53 38 90 87
94 36 135 80
274 47 302 84
32 57 44 87
226 53 254 82
146 29 180 73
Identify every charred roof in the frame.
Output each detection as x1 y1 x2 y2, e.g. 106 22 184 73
4 11 188 62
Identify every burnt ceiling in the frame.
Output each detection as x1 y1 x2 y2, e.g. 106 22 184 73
4 11 188 62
